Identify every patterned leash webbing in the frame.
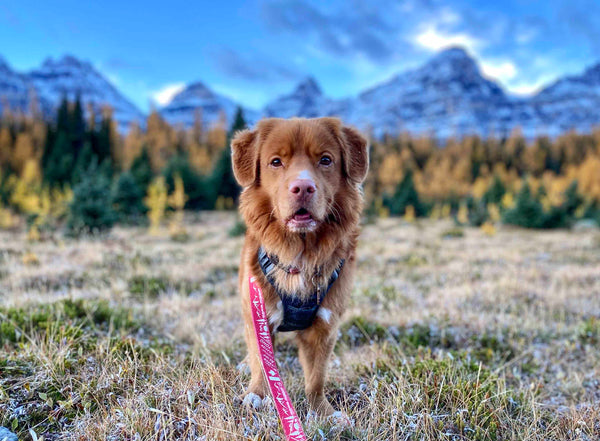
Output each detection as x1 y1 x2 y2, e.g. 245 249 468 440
248 276 307 441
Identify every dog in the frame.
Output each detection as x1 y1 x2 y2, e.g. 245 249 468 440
232 116 369 417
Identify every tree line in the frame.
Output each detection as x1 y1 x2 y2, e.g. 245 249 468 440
0 98 599 236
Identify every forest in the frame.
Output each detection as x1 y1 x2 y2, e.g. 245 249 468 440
1 98 599 238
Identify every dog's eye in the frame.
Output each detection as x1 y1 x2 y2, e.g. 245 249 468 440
319 155 332 166
270 158 283 167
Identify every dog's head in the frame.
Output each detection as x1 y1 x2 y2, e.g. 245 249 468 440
232 117 368 234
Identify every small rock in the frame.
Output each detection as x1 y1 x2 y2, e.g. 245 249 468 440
0 427 18 441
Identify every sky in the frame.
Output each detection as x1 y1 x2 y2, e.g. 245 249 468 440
2 0 600 112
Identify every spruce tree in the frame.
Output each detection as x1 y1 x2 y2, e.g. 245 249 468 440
210 107 246 206
66 161 116 236
502 183 545 228
130 147 154 191
162 154 210 210
111 171 146 224
385 170 426 217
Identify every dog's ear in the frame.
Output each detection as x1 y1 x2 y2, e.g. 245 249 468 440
231 129 257 187
340 125 369 183
231 118 282 187
319 118 369 184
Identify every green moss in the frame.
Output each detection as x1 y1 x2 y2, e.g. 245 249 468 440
578 317 599 344
442 227 465 238
128 275 169 297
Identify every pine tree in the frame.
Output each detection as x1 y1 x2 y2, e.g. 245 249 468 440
502 183 545 229
385 170 426 217
209 107 246 207
66 161 116 236
111 171 146 224
130 147 154 191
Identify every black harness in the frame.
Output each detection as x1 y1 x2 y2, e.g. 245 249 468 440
257 247 345 332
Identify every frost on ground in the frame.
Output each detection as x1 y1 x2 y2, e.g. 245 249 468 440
0 212 599 440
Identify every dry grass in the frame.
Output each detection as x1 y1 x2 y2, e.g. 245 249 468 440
1 212 599 440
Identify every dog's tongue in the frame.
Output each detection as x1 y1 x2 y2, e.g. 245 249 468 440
294 209 312 222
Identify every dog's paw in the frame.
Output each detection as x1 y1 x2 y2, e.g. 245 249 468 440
242 392 264 409
327 411 354 429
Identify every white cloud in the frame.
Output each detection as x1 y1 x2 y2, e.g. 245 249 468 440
507 75 555 96
414 25 481 53
151 83 185 106
480 60 517 82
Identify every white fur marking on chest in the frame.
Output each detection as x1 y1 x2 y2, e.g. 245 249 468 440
269 300 284 328
317 307 332 324
297 170 313 181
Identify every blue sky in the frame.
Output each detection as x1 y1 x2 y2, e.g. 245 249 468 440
2 0 600 111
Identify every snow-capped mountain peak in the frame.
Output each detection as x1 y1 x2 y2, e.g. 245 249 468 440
160 80 258 128
27 54 144 130
263 76 331 118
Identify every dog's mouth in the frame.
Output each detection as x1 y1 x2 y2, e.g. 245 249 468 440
287 208 317 231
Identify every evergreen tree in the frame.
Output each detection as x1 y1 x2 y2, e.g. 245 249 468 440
111 171 146 224
385 170 426 217
44 131 75 185
502 183 545 228
209 107 246 206
130 147 154 191
482 175 506 206
162 154 211 210
66 161 116 236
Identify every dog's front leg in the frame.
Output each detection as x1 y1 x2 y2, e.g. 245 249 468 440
296 322 337 416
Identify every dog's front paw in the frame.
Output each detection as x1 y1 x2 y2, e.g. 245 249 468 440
242 392 264 409
328 411 354 428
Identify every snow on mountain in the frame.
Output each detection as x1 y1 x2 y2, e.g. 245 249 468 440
0 56 48 115
263 76 335 118
159 81 258 129
28 55 144 131
346 48 516 137
529 63 600 136
3 49 600 138
261 47 600 139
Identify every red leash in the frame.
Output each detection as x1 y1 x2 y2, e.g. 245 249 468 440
248 276 307 441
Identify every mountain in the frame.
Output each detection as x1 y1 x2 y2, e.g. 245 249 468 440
263 76 335 118
3 49 600 138
529 63 600 136
263 48 518 138
28 55 145 131
261 47 600 138
0 57 48 115
345 48 515 138
160 81 258 128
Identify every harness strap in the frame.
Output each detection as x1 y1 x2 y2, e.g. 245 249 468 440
248 276 307 441
257 247 345 332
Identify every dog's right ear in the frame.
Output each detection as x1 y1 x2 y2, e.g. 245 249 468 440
231 118 281 187
231 129 257 187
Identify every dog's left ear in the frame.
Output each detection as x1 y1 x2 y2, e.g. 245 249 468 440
231 129 257 187
320 118 369 184
340 125 369 183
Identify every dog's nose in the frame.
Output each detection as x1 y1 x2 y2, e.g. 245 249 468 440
289 179 316 200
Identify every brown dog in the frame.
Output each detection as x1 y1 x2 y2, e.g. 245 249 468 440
231 117 368 417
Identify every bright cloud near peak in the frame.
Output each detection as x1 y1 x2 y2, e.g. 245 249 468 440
414 26 481 53
151 83 185 106
480 60 518 82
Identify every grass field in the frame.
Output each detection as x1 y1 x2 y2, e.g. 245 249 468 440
1 212 599 440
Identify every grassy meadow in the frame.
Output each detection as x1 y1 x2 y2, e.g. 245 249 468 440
1 213 599 440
